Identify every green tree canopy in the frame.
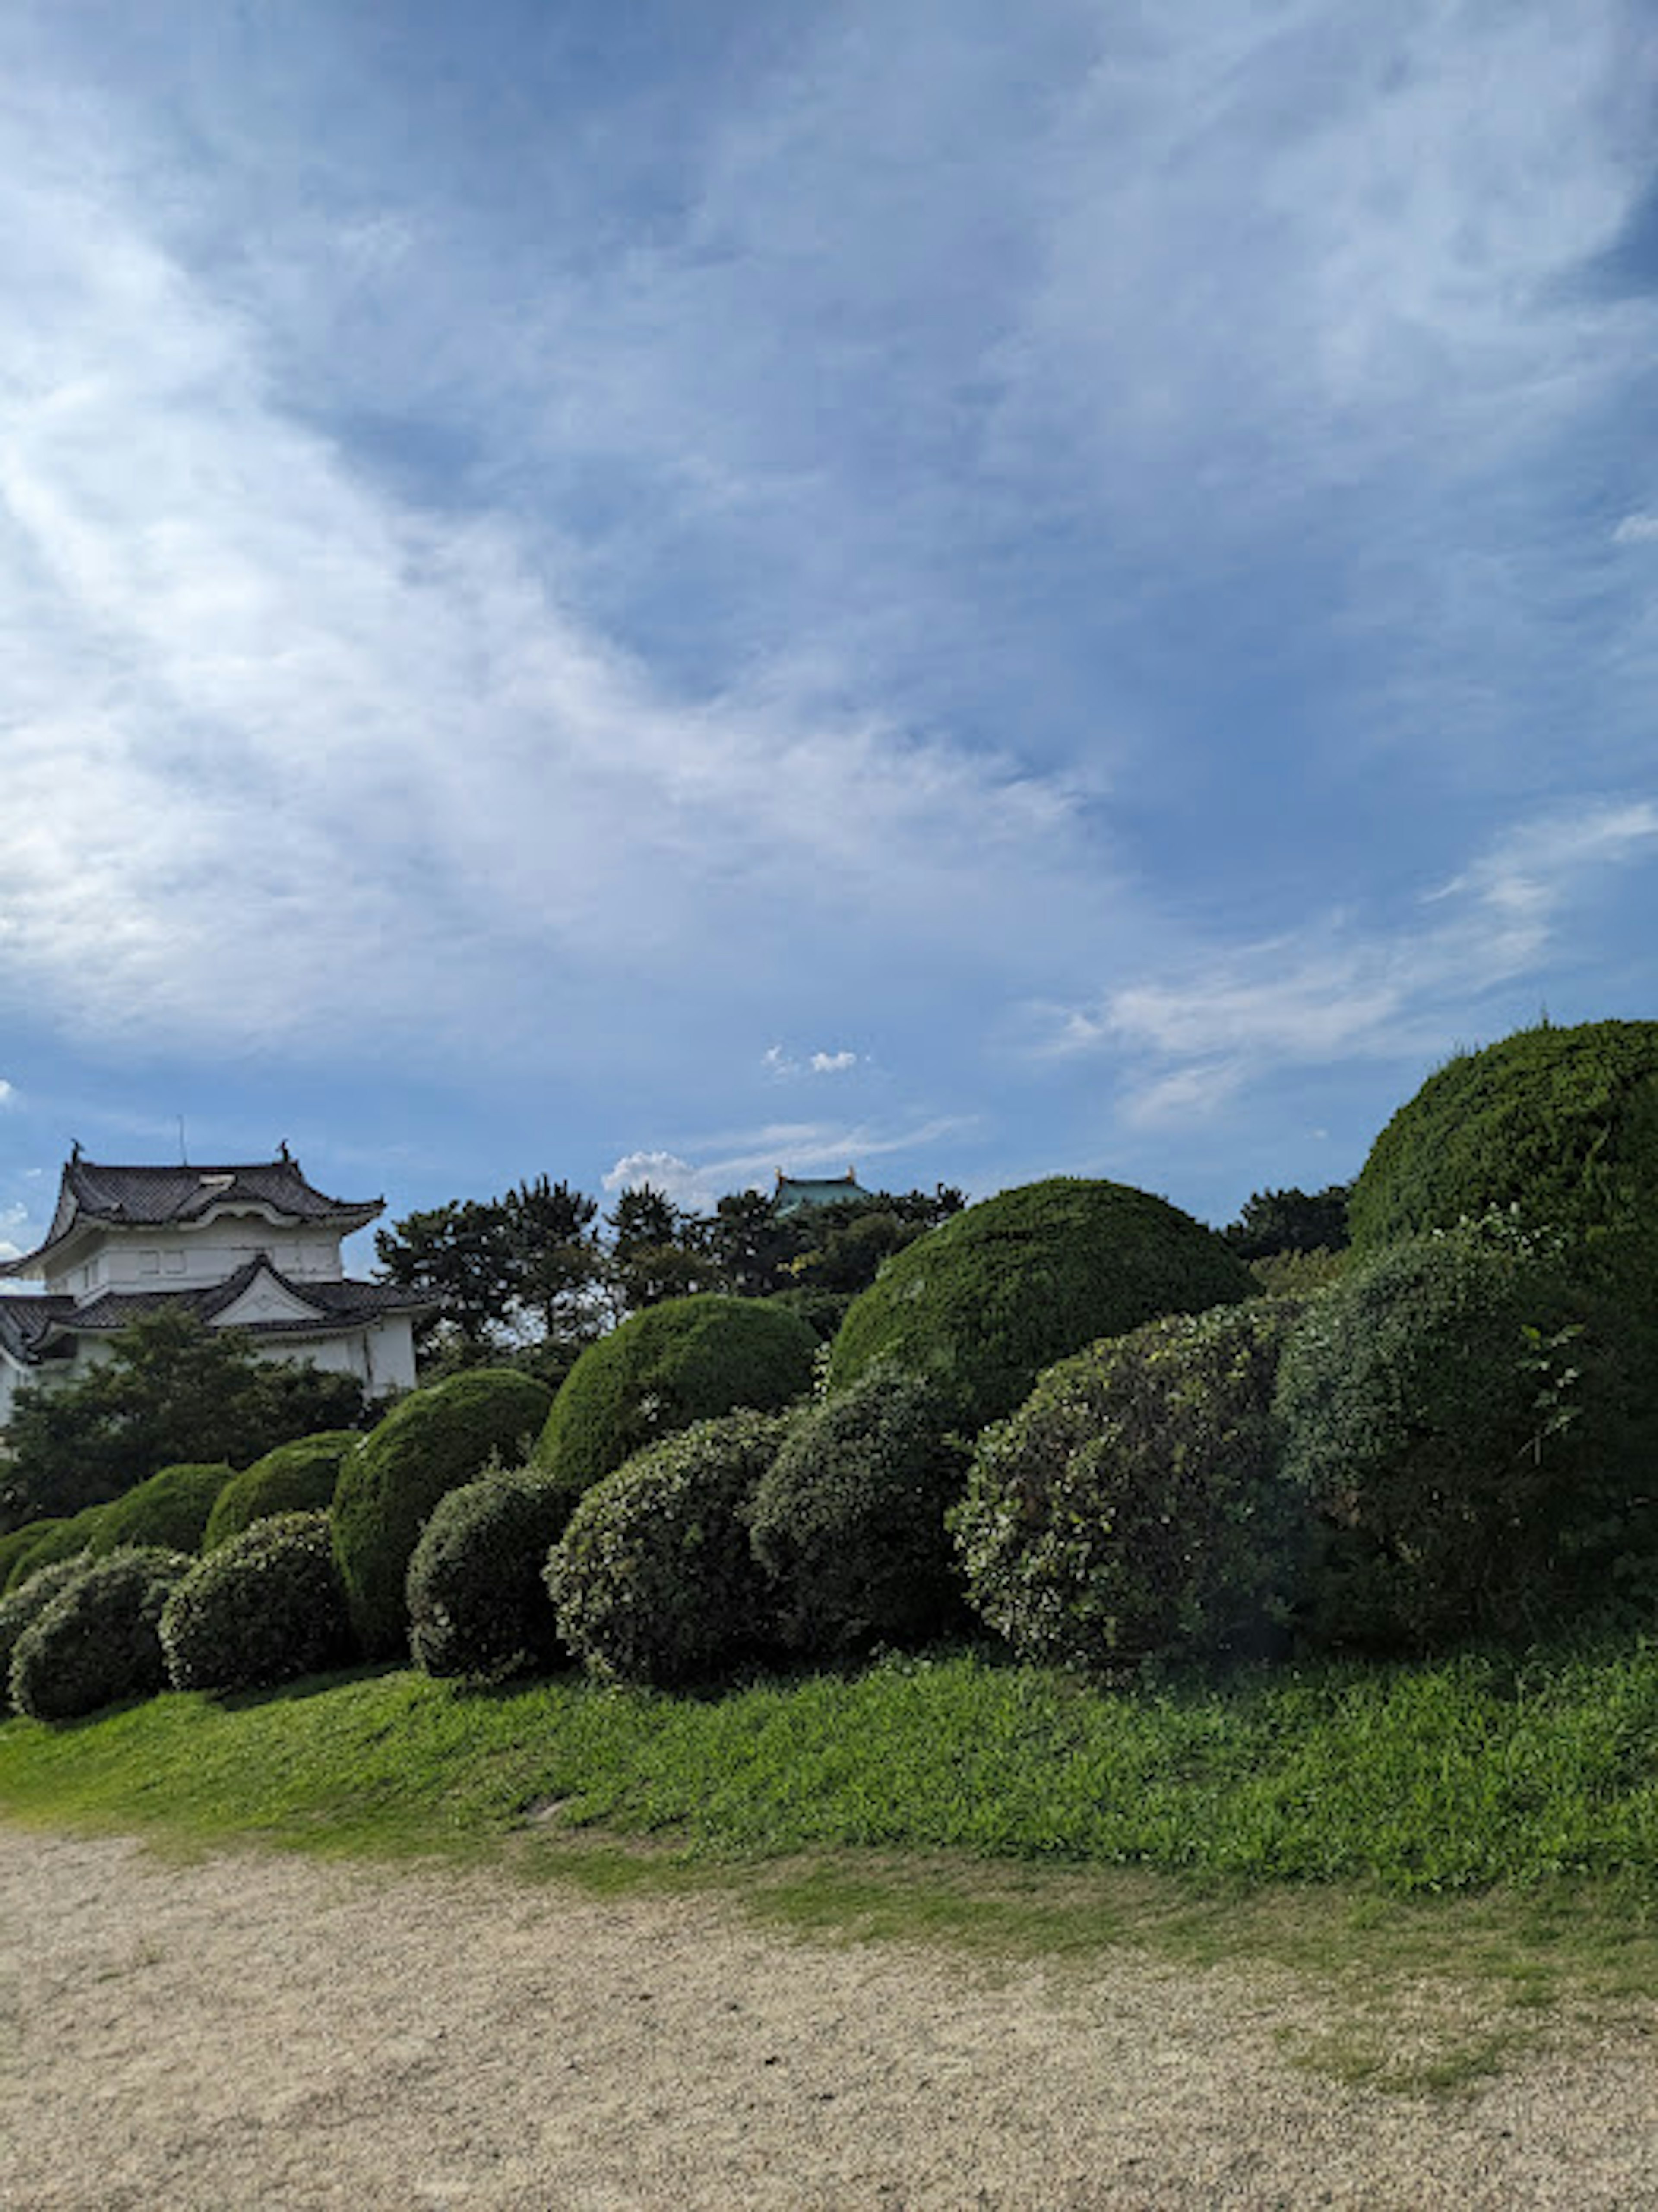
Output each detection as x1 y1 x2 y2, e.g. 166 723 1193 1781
0 1309 367 1533
1221 1184 1351 1261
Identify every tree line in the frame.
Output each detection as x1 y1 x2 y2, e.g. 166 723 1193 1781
372 1176 970 1384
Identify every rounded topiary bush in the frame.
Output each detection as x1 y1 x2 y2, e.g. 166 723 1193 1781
332 1368 553 1657
546 1411 790 1687
9 1547 192 1721
532 1295 816 1503
161 1512 354 1694
1 1505 107 1593
407 1466 573 1681
1351 1019 1658 1264
89 1463 234 1558
0 1557 96 1715
953 1299 1307 1670
825 1177 1254 1439
203 1430 360 1553
749 1366 971 1656
1275 1216 1649 1650
0 1525 47 1593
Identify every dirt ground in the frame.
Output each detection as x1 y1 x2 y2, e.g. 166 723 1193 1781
2 1826 1655 2209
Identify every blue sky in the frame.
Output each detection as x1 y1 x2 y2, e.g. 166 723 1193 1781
2 0 1656 1266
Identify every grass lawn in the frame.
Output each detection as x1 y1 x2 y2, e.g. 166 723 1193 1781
4 1634 1658 2028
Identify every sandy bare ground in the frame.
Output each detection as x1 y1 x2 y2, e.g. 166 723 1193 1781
1 1827 1655 2209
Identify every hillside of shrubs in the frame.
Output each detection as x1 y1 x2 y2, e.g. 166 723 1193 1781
4 1019 1657 1776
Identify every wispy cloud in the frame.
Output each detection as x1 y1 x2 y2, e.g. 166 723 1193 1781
1040 802 1658 1122
604 1114 976 1211
1613 512 1658 544
0 81 1100 1072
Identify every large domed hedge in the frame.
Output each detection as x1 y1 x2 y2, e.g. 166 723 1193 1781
88 1463 234 1558
824 1177 1254 1438
203 1430 360 1553
9 1547 192 1722
954 1299 1307 1670
546 1411 791 1687
332 1368 553 1656
1350 1019 1658 1264
532 1294 816 1502
1276 1216 1650 1648
162 1512 354 1694
1 1506 107 1594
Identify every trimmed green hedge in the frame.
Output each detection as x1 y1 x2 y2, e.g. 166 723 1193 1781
1351 1019 1658 1265
532 1295 816 1502
547 1411 790 1687
750 1365 969 1656
0 1557 94 1715
407 1467 572 1681
203 1430 360 1552
1276 1218 1652 1650
3 1504 109 1592
826 1177 1254 1437
88 1463 234 1558
0 1525 46 1592
954 1299 1306 1670
332 1369 552 1657
162 1512 354 1694
9 1547 192 1722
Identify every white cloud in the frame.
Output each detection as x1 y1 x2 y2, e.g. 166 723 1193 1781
601 1151 707 1206
764 1045 862 1079
0 1080 13 1105
1613 513 1658 544
0 87 1099 1067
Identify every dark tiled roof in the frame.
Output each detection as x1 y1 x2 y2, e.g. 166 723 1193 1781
0 1294 79 1366
2 1155 385 1279
2 1263 434 1362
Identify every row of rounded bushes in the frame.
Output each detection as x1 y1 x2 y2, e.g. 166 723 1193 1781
6 1018 1655 1720
0 1514 354 1719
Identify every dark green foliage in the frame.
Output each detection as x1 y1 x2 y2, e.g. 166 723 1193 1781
1244 1247 1349 1297
532 1294 816 1502
764 1286 855 1345
374 1179 605 1362
604 1184 709 1311
1222 1184 1351 1261
3 1504 109 1592
826 1177 1255 1438
702 1183 965 1299
406 1467 572 1680
750 1367 971 1655
1275 1218 1651 1651
203 1431 359 1552
0 1307 367 1533
161 1513 354 1694
0 1525 41 1592
0 1557 94 1715
1350 1020 1658 1267
546 1412 789 1686
331 1368 554 1657
88 1462 233 1557
9 1547 191 1721
953 1300 1307 1669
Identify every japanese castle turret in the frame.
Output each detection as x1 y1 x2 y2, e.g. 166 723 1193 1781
772 1167 868 1216
0 1151 436 1425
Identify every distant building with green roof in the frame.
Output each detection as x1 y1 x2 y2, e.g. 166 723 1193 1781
772 1168 868 1217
